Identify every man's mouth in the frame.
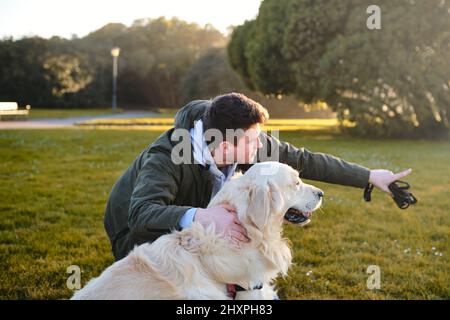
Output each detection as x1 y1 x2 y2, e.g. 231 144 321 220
284 208 312 225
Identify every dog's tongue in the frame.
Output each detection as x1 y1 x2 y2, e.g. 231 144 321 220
303 211 312 218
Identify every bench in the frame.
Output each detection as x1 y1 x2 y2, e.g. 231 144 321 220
0 102 31 120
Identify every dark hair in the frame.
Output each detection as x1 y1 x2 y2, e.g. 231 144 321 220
202 93 269 146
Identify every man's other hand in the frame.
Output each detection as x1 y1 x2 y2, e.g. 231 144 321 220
194 204 250 247
369 168 413 197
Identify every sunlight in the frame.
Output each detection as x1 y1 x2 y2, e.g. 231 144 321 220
0 0 262 39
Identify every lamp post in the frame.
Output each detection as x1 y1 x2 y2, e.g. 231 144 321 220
111 47 121 110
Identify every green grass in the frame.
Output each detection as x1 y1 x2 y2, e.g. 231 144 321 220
0 108 125 121
1 107 177 121
76 118 341 132
0 128 449 299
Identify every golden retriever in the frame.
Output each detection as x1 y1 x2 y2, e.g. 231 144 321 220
71 161 323 300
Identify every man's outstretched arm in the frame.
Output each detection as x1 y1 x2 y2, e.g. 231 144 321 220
258 131 370 187
258 132 411 195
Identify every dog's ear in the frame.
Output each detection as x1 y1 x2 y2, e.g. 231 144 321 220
268 181 284 214
246 181 284 231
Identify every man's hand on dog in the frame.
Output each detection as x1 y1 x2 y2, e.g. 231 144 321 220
194 204 250 247
369 168 413 197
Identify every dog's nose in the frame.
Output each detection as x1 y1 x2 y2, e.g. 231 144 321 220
316 191 324 198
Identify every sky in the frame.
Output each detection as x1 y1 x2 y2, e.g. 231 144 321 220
0 0 262 39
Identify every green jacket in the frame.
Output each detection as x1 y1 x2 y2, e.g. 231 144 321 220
104 100 370 260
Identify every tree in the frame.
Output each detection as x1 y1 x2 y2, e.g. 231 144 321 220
180 47 246 104
229 0 450 138
0 18 227 108
43 54 93 97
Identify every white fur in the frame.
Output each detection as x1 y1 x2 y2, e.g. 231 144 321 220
71 162 322 300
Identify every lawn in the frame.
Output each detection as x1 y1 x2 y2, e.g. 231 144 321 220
2 108 124 120
76 118 342 132
0 128 449 299
1 108 175 121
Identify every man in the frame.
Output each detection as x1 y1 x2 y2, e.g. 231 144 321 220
104 93 412 261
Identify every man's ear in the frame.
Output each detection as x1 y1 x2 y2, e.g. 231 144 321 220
246 181 283 231
221 139 236 151
219 140 233 159
211 141 226 163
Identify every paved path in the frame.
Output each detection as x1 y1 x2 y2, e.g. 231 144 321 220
0 111 157 129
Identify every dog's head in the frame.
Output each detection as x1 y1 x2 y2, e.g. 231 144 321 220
200 162 323 283
240 162 323 234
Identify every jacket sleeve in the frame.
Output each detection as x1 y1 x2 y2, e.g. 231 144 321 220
258 132 370 188
128 153 193 239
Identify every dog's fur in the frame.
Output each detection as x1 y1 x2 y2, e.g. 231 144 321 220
72 162 323 300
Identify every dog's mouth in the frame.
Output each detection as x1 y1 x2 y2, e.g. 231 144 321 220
284 208 312 225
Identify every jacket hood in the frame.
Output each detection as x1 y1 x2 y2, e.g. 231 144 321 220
147 100 210 158
174 100 211 130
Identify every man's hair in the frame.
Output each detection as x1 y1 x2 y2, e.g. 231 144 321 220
202 93 269 146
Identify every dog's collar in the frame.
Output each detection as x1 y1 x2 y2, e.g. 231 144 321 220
226 283 263 299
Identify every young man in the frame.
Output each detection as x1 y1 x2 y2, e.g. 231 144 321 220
104 93 412 261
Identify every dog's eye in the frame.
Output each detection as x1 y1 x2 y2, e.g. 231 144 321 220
295 181 300 187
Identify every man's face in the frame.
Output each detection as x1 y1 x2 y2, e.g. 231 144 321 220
229 123 263 164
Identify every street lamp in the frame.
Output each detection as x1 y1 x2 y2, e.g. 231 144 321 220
111 47 121 110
